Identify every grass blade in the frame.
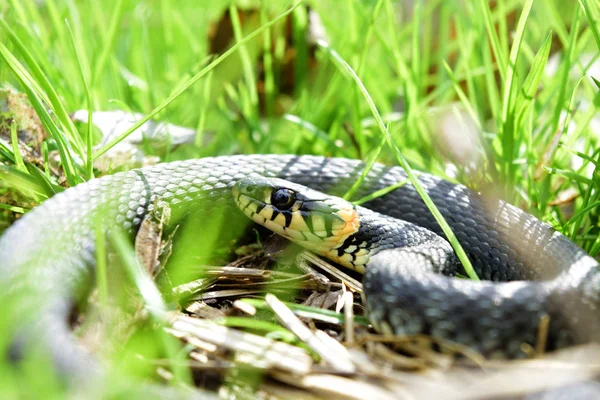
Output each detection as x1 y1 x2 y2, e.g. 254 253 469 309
91 0 125 89
499 0 534 185
514 32 553 129
65 19 95 180
93 1 303 160
0 42 82 186
9 121 27 173
230 4 259 115
109 229 191 385
318 40 479 281
477 0 507 83
0 18 85 155
579 0 600 50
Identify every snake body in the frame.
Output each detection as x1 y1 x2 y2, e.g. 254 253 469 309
0 154 598 375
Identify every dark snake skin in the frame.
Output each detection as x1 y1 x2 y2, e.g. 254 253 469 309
0 155 598 376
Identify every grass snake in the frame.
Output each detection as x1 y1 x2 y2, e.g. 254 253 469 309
0 154 598 377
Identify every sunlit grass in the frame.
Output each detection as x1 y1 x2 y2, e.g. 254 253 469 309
0 0 599 397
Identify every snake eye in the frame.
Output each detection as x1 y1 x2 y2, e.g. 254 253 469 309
271 188 296 210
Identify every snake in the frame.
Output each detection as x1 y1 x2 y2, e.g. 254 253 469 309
0 154 599 379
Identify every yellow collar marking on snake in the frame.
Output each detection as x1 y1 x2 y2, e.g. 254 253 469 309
233 178 367 273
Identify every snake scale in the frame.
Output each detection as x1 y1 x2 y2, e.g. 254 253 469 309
0 154 598 377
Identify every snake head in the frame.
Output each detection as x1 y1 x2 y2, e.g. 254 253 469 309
233 177 362 269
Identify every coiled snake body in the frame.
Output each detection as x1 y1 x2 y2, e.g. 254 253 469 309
0 154 598 375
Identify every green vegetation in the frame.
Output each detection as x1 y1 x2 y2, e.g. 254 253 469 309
0 0 599 397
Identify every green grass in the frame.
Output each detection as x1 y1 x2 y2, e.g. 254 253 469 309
1 0 600 397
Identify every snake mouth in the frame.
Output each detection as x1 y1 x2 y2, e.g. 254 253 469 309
233 178 362 268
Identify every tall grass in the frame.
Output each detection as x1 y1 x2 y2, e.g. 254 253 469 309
0 0 599 397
